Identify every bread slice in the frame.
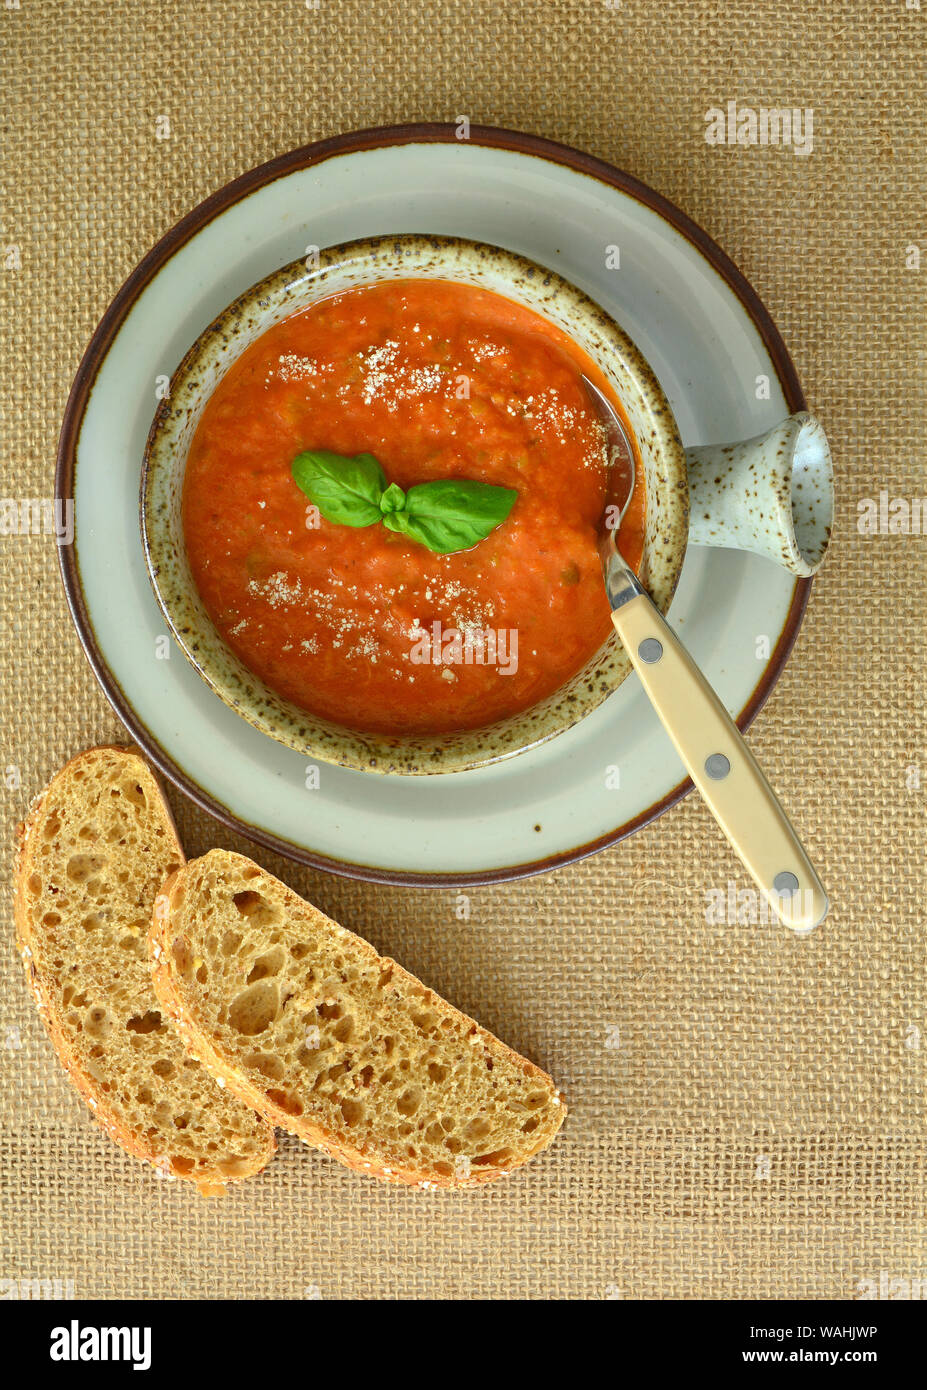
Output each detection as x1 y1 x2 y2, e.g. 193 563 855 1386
151 850 566 1188
14 747 275 1193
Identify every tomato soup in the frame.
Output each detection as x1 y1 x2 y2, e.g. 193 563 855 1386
182 280 645 736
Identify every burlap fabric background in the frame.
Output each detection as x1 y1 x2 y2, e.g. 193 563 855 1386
1 0 924 1301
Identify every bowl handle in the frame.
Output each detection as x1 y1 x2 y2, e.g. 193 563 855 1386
685 413 834 577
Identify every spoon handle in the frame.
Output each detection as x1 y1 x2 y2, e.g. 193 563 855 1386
609 580 828 933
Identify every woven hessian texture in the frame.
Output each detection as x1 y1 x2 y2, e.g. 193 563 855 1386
1 0 925 1300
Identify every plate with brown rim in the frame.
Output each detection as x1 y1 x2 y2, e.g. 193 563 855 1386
57 123 811 887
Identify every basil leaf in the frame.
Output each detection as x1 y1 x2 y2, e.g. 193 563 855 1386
400 479 518 554
380 509 413 537
291 450 387 526
379 481 406 514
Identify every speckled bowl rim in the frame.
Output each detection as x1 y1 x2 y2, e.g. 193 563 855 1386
140 232 689 775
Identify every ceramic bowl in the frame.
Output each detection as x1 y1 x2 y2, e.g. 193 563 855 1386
141 233 689 774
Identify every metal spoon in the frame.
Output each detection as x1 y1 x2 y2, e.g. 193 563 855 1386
582 374 829 933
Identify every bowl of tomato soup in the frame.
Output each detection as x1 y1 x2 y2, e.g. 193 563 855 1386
142 235 688 773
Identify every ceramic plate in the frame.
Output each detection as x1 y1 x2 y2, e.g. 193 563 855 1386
57 124 810 886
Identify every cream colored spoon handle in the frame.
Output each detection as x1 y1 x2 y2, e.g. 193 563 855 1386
609 578 828 933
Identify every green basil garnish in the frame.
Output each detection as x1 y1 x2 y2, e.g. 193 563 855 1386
290 450 517 555
388 479 518 555
291 450 387 527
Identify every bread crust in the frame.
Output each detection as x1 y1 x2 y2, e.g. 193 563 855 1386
14 746 275 1194
150 851 566 1189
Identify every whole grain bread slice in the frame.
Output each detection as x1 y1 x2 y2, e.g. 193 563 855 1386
14 747 275 1192
151 850 566 1188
